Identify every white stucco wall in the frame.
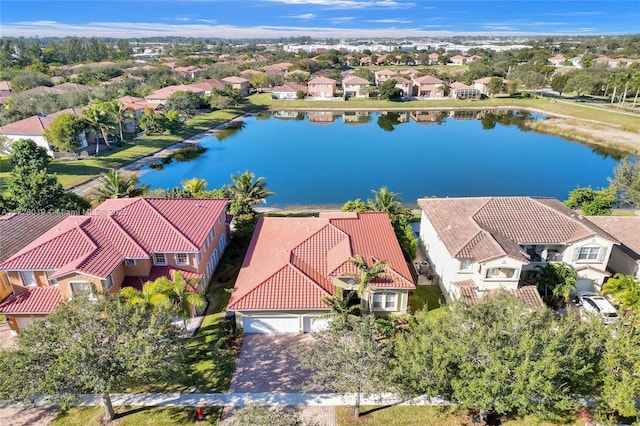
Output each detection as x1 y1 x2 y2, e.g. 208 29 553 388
604 246 639 279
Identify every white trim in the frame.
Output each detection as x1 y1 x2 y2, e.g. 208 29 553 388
21 271 37 287
175 253 189 266
153 252 168 265
124 258 137 266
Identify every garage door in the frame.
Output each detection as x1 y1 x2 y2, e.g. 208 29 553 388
242 316 299 334
576 279 595 295
303 316 331 333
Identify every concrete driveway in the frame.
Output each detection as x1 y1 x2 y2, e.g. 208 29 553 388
229 334 330 393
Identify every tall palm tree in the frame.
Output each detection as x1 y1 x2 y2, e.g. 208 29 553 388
367 187 404 216
181 177 208 197
348 255 390 312
602 273 640 313
120 279 173 313
320 291 360 317
535 262 576 304
92 169 148 202
106 101 130 143
630 71 640 109
83 102 114 156
165 271 206 328
608 73 623 105
224 170 274 215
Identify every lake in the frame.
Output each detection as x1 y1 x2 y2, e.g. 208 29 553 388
138 110 620 208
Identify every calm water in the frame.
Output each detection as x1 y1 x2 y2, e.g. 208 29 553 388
138 110 620 207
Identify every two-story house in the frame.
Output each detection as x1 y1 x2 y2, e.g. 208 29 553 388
0 198 230 334
418 197 618 303
342 76 370 99
587 216 640 280
412 75 445 98
227 212 415 334
307 77 337 99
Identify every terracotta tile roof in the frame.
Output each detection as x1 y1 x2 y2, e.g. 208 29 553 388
343 76 370 85
0 198 227 280
450 82 474 90
145 84 204 101
413 75 444 85
0 81 11 92
222 76 249 84
273 83 307 93
0 115 53 136
418 197 618 263
454 281 544 309
586 216 640 263
0 213 71 263
121 266 202 291
513 285 544 308
0 287 62 314
308 77 336 85
228 212 415 311
190 79 225 91
453 280 479 305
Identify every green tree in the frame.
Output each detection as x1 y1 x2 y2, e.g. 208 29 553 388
249 73 271 92
601 273 640 313
487 77 505 96
0 295 184 422
601 315 640 421
105 101 129 143
610 156 640 207
367 187 404 216
348 255 390 311
565 186 616 215
83 102 114 156
91 169 148 202
181 177 209 197
320 290 360 318
550 73 569 96
534 262 577 304
6 167 64 212
295 315 391 418
120 280 173 313
393 295 606 421
379 79 403 101
165 91 201 120
224 170 274 217
164 271 206 328
43 113 86 153
9 138 49 169
341 198 369 212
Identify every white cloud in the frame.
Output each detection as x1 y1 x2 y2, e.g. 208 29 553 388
266 0 414 9
199 19 218 24
367 18 411 24
174 17 192 22
330 17 355 23
288 13 317 19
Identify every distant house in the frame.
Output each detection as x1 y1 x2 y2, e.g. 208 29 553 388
374 69 396 86
0 198 230 334
449 55 468 65
0 81 11 93
449 82 481 99
342 76 370 98
587 216 640 280
272 83 307 100
548 54 567 67
174 66 204 79
394 77 412 97
115 96 160 134
262 62 293 75
428 52 440 65
307 77 336 99
411 75 445 98
227 212 415 334
221 76 251 95
418 197 618 304
190 78 226 95
473 77 508 96
144 84 205 104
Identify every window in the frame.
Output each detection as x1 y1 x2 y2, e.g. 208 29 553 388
219 234 227 252
104 274 113 291
485 267 517 279
21 271 37 287
459 258 473 271
175 253 189 265
373 293 397 310
70 281 95 299
124 258 136 266
153 253 167 265
578 247 599 261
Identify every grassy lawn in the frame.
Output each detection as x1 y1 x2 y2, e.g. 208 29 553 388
248 93 640 132
336 406 584 426
408 285 445 315
52 406 221 426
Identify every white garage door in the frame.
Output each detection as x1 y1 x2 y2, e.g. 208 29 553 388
576 279 595 295
303 316 331 333
242 316 299 334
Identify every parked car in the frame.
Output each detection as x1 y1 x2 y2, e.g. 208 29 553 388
578 292 619 325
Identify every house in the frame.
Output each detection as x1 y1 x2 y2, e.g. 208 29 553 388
374 69 396 86
144 84 205 104
0 197 230 334
549 54 567 67
190 78 226 95
418 197 618 304
0 213 72 302
221 76 251 95
0 81 11 93
473 77 508 96
262 62 293 75
449 82 481 99
307 77 336 99
342 76 370 99
227 212 415 334
412 75 445 98
272 83 307 100
393 77 412 97
449 55 468 65
586 216 640 280
174 66 204 80
428 52 440 65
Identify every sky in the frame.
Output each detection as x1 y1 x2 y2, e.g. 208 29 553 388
1 0 639 39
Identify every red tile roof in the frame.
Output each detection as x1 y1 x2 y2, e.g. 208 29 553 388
413 75 444 85
342 76 370 85
418 197 618 263
121 266 202 291
0 287 62 314
0 115 53 136
0 198 228 280
0 213 71 263
308 77 336 85
228 212 414 311
586 216 640 263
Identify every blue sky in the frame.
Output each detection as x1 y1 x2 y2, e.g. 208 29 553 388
1 0 639 38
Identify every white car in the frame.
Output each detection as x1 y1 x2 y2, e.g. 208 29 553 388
578 292 619 325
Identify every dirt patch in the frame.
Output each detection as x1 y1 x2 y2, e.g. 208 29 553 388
526 118 640 155
0 406 58 426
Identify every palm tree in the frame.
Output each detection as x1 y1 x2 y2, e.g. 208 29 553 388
602 273 640 313
534 263 557 301
106 101 130 143
92 169 148 202
348 255 390 312
224 170 274 215
165 271 206 328
181 177 208 197
320 291 360 317
367 187 404 216
630 71 640 109
83 102 114 156
120 279 173 313
535 262 576 305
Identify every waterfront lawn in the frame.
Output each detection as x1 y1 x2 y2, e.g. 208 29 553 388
336 406 583 426
247 93 640 132
52 406 221 426
48 109 239 189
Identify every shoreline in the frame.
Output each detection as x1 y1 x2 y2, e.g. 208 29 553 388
71 105 639 198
